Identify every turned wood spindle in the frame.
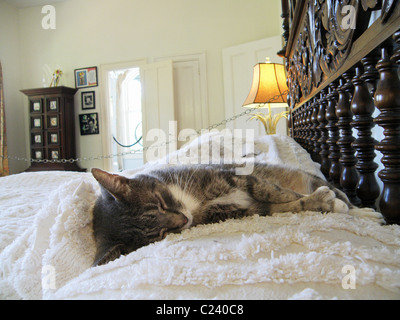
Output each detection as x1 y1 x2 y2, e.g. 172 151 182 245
302 105 308 148
306 102 314 154
337 73 361 206
351 66 380 208
295 108 300 142
361 52 380 96
326 82 341 188
299 106 305 146
318 90 330 178
311 97 321 162
292 109 297 140
374 44 400 224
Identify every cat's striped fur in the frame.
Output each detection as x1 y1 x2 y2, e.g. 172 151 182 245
91 163 351 266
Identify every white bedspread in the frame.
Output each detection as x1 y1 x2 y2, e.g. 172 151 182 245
1 134 399 300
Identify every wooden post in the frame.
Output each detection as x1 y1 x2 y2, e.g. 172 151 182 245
337 74 361 206
311 97 321 162
318 90 330 178
326 82 341 188
351 66 380 208
374 43 400 224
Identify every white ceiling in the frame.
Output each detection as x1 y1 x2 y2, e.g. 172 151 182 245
4 0 67 8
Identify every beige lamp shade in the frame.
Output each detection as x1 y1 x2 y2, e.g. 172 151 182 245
243 62 288 107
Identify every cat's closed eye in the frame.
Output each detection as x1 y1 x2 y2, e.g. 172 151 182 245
143 204 159 211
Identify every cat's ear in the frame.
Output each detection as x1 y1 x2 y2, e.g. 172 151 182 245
91 168 130 201
92 244 123 267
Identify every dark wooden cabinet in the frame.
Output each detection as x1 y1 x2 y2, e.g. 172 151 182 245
21 86 85 172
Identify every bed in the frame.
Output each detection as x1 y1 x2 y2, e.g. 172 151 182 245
0 133 399 300
1 0 400 300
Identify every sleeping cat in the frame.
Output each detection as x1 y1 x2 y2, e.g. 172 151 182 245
91 163 351 266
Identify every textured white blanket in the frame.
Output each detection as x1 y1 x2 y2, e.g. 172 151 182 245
1 134 399 299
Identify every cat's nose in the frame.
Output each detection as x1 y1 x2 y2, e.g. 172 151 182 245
183 215 188 224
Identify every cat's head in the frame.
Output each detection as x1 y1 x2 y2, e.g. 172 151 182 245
91 168 188 266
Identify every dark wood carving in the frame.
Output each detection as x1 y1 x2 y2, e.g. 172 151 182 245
351 66 380 208
278 0 290 57
374 44 400 224
318 1 368 77
336 74 361 205
285 0 373 106
380 0 398 22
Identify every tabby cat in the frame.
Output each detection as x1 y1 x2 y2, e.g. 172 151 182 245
91 163 351 266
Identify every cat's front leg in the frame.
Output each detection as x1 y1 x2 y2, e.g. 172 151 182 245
234 175 304 204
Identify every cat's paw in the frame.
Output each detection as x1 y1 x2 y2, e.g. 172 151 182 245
331 198 349 214
311 186 335 202
307 186 349 213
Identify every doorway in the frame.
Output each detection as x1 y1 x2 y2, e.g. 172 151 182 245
107 67 143 171
100 59 175 172
100 59 146 172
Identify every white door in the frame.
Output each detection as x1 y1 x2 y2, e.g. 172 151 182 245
222 35 287 136
141 60 175 162
172 60 204 134
155 53 209 144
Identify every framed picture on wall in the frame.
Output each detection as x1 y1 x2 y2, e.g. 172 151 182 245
74 66 98 89
81 91 95 110
79 112 99 135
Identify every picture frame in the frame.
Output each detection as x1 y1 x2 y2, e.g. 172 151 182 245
30 100 42 113
32 149 43 160
48 132 59 145
79 113 99 135
31 132 43 146
81 91 96 110
34 118 42 128
48 115 59 128
74 66 98 89
49 148 60 160
47 99 58 112
31 116 43 129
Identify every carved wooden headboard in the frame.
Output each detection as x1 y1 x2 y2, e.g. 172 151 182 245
279 0 400 224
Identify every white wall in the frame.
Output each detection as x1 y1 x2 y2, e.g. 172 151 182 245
2 0 283 172
0 1 26 173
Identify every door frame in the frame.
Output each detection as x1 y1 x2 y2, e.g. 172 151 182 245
99 59 147 170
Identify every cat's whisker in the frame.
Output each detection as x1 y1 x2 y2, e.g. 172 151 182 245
184 166 199 197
